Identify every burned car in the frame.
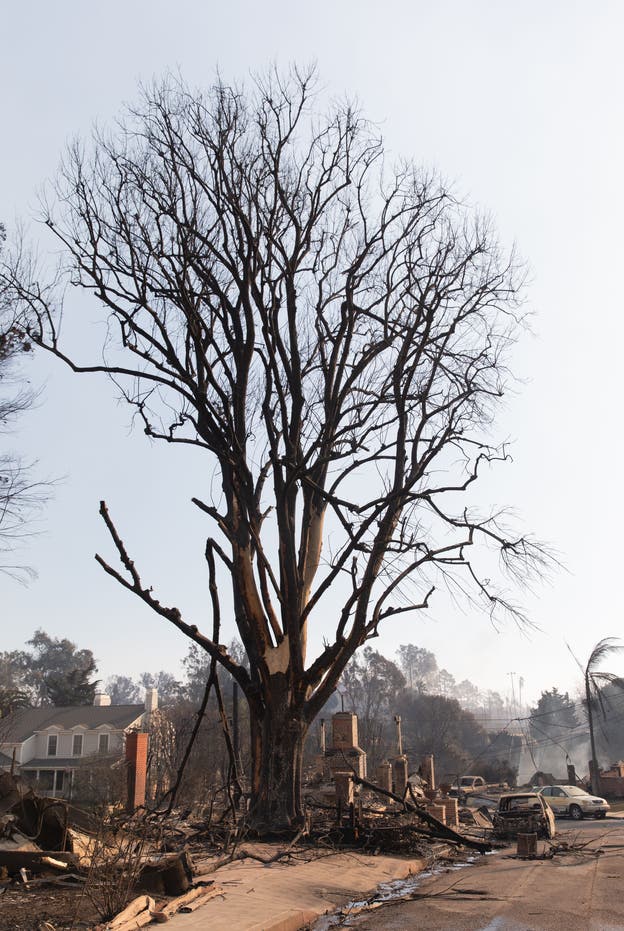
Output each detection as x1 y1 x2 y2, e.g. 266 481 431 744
448 775 487 800
492 792 556 840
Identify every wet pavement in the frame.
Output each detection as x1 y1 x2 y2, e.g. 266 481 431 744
346 816 624 931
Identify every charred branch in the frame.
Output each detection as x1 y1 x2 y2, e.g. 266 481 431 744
95 500 251 695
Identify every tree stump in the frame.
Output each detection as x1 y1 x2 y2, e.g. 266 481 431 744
137 850 194 896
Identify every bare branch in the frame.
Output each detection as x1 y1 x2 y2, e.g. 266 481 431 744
96 500 251 694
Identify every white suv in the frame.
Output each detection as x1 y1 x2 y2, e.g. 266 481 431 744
539 785 609 819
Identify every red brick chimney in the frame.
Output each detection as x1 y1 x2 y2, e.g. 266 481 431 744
125 731 149 813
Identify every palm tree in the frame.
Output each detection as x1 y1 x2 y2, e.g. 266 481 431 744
570 638 624 794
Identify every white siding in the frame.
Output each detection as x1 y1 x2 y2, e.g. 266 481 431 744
33 727 124 759
20 734 38 764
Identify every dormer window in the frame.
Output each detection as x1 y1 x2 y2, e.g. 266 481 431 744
99 733 109 754
72 734 83 757
47 735 57 757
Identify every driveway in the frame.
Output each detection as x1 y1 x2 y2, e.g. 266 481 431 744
348 817 624 931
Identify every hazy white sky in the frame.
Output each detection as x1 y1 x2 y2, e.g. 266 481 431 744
2 1 623 706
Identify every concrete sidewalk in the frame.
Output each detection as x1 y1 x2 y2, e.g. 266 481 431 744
164 848 427 931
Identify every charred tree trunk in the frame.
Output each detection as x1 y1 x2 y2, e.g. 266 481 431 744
586 673 601 796
248 676 308 831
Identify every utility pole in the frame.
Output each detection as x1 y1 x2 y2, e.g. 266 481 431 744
508 672 517 718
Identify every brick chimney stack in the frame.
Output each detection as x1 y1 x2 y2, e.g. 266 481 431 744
125 731 149 812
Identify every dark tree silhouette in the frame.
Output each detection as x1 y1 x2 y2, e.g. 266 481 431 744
396 644 438 692
341 647 405 767
105 674 141 705
0 222 48 580
572 638 624 793
2 69 549 828
139 670 184 707
396 690 492 779
529 688 580 743
11 629 99 706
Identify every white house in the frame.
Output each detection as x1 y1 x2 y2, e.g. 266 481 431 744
0 689 158 798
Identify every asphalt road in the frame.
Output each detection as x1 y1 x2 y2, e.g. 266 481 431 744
348 816 624 931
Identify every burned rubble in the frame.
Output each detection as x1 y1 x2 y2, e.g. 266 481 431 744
0 708 508 930
0 769 226 930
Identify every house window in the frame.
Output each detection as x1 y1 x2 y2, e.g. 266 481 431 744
37 770 65 796
98 733 109 754
38 770 55 791
72 734 83 757
47 735 57 757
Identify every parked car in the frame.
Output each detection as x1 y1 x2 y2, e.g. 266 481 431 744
493 792 556 839
458 775 487 791
538 785 610 819
449 775 487 798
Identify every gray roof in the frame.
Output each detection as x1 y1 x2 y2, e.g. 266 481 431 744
0 705 144 743
21 753 125 770
20 758 84 770
19 750 122 772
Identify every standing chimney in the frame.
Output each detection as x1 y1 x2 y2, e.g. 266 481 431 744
126 731 149 812
332 712 358 749
144 688 158 713
93 693 111 707
422 753 436 791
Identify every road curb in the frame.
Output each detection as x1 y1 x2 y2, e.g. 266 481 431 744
246 907 320 931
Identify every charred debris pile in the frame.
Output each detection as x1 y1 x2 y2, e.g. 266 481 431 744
0 713 502 928
0 760 494 929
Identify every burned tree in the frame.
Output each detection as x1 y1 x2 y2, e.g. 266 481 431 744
0 222 48 580
3 69 548 829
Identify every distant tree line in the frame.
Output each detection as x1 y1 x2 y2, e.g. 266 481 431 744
8 629 621 796
337 644 516 782
0 629 99 712
0 628 243 714
337 644 624 784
